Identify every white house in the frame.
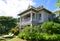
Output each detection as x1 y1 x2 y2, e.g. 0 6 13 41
18 6 55 30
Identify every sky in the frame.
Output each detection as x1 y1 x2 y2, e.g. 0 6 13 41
0 0 59 18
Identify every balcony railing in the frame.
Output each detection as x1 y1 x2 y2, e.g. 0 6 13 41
21 17 30 22
20 17 31 25
20 17 38 26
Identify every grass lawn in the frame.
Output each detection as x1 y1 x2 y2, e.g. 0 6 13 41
0 36 26 41
5 36 26 41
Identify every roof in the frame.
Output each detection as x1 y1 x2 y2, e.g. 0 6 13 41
18 6 55 16
18 8 38 15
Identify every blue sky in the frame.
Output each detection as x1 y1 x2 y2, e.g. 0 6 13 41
0 0 59 17
33 0 57 11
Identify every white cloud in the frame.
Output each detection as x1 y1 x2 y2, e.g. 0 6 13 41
0 0 35 18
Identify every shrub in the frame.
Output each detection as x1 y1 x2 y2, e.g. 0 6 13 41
18 32 60 41
22 26 41 33
18 32 43 40
41 22 60 34
11 26 19 35
18 32 32 40
18 25 42 40
35 33 43 40
42 33 57 41
18 32 25 39
56 34 60 40
18 24 60 41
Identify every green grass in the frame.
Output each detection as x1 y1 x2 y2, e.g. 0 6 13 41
0 36 26 41
0 36 18 41
5 36 26 41
8 36 18 41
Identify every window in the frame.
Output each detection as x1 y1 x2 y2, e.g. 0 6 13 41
32 13 35 18
48 17 51 21
39 14 41 19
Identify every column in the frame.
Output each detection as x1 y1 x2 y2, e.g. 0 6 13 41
20 16 22 32
35 13 36 20
30 11 33 33
30 11 33 26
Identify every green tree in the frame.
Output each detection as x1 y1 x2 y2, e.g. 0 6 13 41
55 0 60 16
56 0 60 8
0 16 18 34
54 16 60 23
54 10 60 16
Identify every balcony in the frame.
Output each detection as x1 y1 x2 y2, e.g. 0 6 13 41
20 18 31 26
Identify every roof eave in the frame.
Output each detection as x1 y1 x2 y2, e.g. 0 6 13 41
18 8 38 16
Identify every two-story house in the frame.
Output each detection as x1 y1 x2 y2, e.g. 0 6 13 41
18 6 55 30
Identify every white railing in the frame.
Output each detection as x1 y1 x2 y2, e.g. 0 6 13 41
20 18 31 25
21 17 30 22
20 17 37 26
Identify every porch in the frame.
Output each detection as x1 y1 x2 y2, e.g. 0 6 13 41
19 11 42 26
20 12 37 26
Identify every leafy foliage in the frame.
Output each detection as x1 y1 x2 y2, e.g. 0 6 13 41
0 16 17 28
54 16 60 23
56 0 60 8
18 26 42 40
11 26 19 35
18 32 60 41
22 26 41 33
41 22 60 34
42 33 57 40
18 22 60 41
17 18 60 41
0 16 18 34
54 10 60 16
18 32 43 40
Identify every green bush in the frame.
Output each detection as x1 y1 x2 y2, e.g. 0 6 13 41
18 32 32 40
11 26 19 35
18 33 25 39
35 33 43 40
18 32 43 40
18 32 60 41
42 33 57 40
18 25 42 40
18 24 60 41
56 34 60 40
22 26 41 33
41 22 60 34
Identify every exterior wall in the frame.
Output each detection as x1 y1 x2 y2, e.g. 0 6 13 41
19 10 54 26
32 10 54 26
39 11 53 22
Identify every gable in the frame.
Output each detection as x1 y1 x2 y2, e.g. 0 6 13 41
18 7 55 16
18 8 38 16
38 8 55 16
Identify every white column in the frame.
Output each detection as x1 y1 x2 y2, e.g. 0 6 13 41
30 11 33 26
20 16 22 32
35 13 36 20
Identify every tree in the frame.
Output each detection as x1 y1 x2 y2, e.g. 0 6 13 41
56 0 60 8
54 10 60 16
53 16 60 23
0 16 18 34
55 0 60 16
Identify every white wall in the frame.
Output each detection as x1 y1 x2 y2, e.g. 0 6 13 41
39 10 53 22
